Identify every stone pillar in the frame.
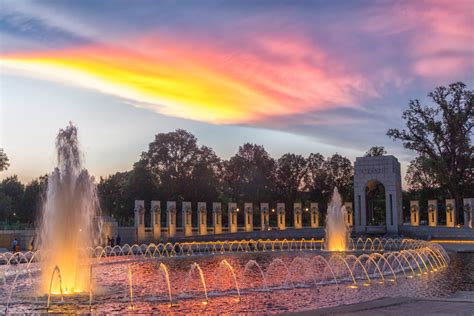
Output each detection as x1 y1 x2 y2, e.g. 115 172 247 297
182 201 193 237
344 202 353 227
446 199 456 227
213 202 222 234
228 202 238 233
134 200 145 242
293 202 302 229
410 201 420 226
310 202 319 228
428 200 438 227
167 201 177 238
244 203 253 232
198 202 207 235
277 203 285 230
150 200 161 240
354 188 366 234
463 198 473 228
260 203 269 231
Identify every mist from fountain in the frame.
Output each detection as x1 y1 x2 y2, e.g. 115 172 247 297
37 123 101 294
324 187 350 251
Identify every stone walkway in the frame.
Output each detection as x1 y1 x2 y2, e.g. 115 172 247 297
288 291 474 316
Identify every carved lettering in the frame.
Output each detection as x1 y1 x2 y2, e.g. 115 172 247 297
359 167 387 175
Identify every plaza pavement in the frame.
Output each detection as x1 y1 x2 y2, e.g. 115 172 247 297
289 291 474 316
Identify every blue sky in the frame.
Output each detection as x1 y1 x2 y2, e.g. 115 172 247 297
0 0 472 183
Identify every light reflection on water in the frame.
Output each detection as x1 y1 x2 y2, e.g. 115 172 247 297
1 252 472 314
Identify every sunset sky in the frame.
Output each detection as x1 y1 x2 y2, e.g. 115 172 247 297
1 0 473 183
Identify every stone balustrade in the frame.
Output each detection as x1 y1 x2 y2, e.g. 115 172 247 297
131 198 473 243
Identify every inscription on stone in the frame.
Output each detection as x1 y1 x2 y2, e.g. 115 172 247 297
359 167 386 175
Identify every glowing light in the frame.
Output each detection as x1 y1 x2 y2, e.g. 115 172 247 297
432 240 474 244
347 285 358 289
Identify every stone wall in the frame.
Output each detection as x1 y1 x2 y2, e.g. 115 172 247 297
0 229 36 250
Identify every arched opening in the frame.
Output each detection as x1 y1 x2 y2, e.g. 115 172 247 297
365 180 386 226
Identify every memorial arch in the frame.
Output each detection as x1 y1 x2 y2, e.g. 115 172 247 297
354 155 402 234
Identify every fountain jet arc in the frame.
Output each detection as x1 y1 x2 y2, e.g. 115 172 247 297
324 187 350 251
38 123 101 294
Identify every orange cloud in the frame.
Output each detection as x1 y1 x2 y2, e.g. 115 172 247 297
1 34 374 124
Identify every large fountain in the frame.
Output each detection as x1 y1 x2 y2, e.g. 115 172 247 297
324 187 350 251
0 125 455 314
37 123 101 294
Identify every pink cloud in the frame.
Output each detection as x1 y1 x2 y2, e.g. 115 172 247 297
362 0 473 80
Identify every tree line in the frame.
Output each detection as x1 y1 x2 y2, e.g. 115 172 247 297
0 82 472 227
97 133 355 225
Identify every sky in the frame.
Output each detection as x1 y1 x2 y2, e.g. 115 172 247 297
0 0 473 184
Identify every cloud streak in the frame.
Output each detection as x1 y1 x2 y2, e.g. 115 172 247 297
2 32 377 124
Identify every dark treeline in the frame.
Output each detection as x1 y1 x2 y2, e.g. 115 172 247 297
0 175 48 227
0 134 356 227
97 129 354 226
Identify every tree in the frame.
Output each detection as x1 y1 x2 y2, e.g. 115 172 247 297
0 149 9 171
405 156 439 192
125 160 158 201
365 146 387 157
190 146 223 202
20 175 48 224
304 153 333 204
387 82 473 220
275 153 307 203
141 129 222 202
0 192 12 225
0 176 24 224
224 143 276 202
327 153 354 201
142 129 201 200
304 153 353 204
97 172 130 224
